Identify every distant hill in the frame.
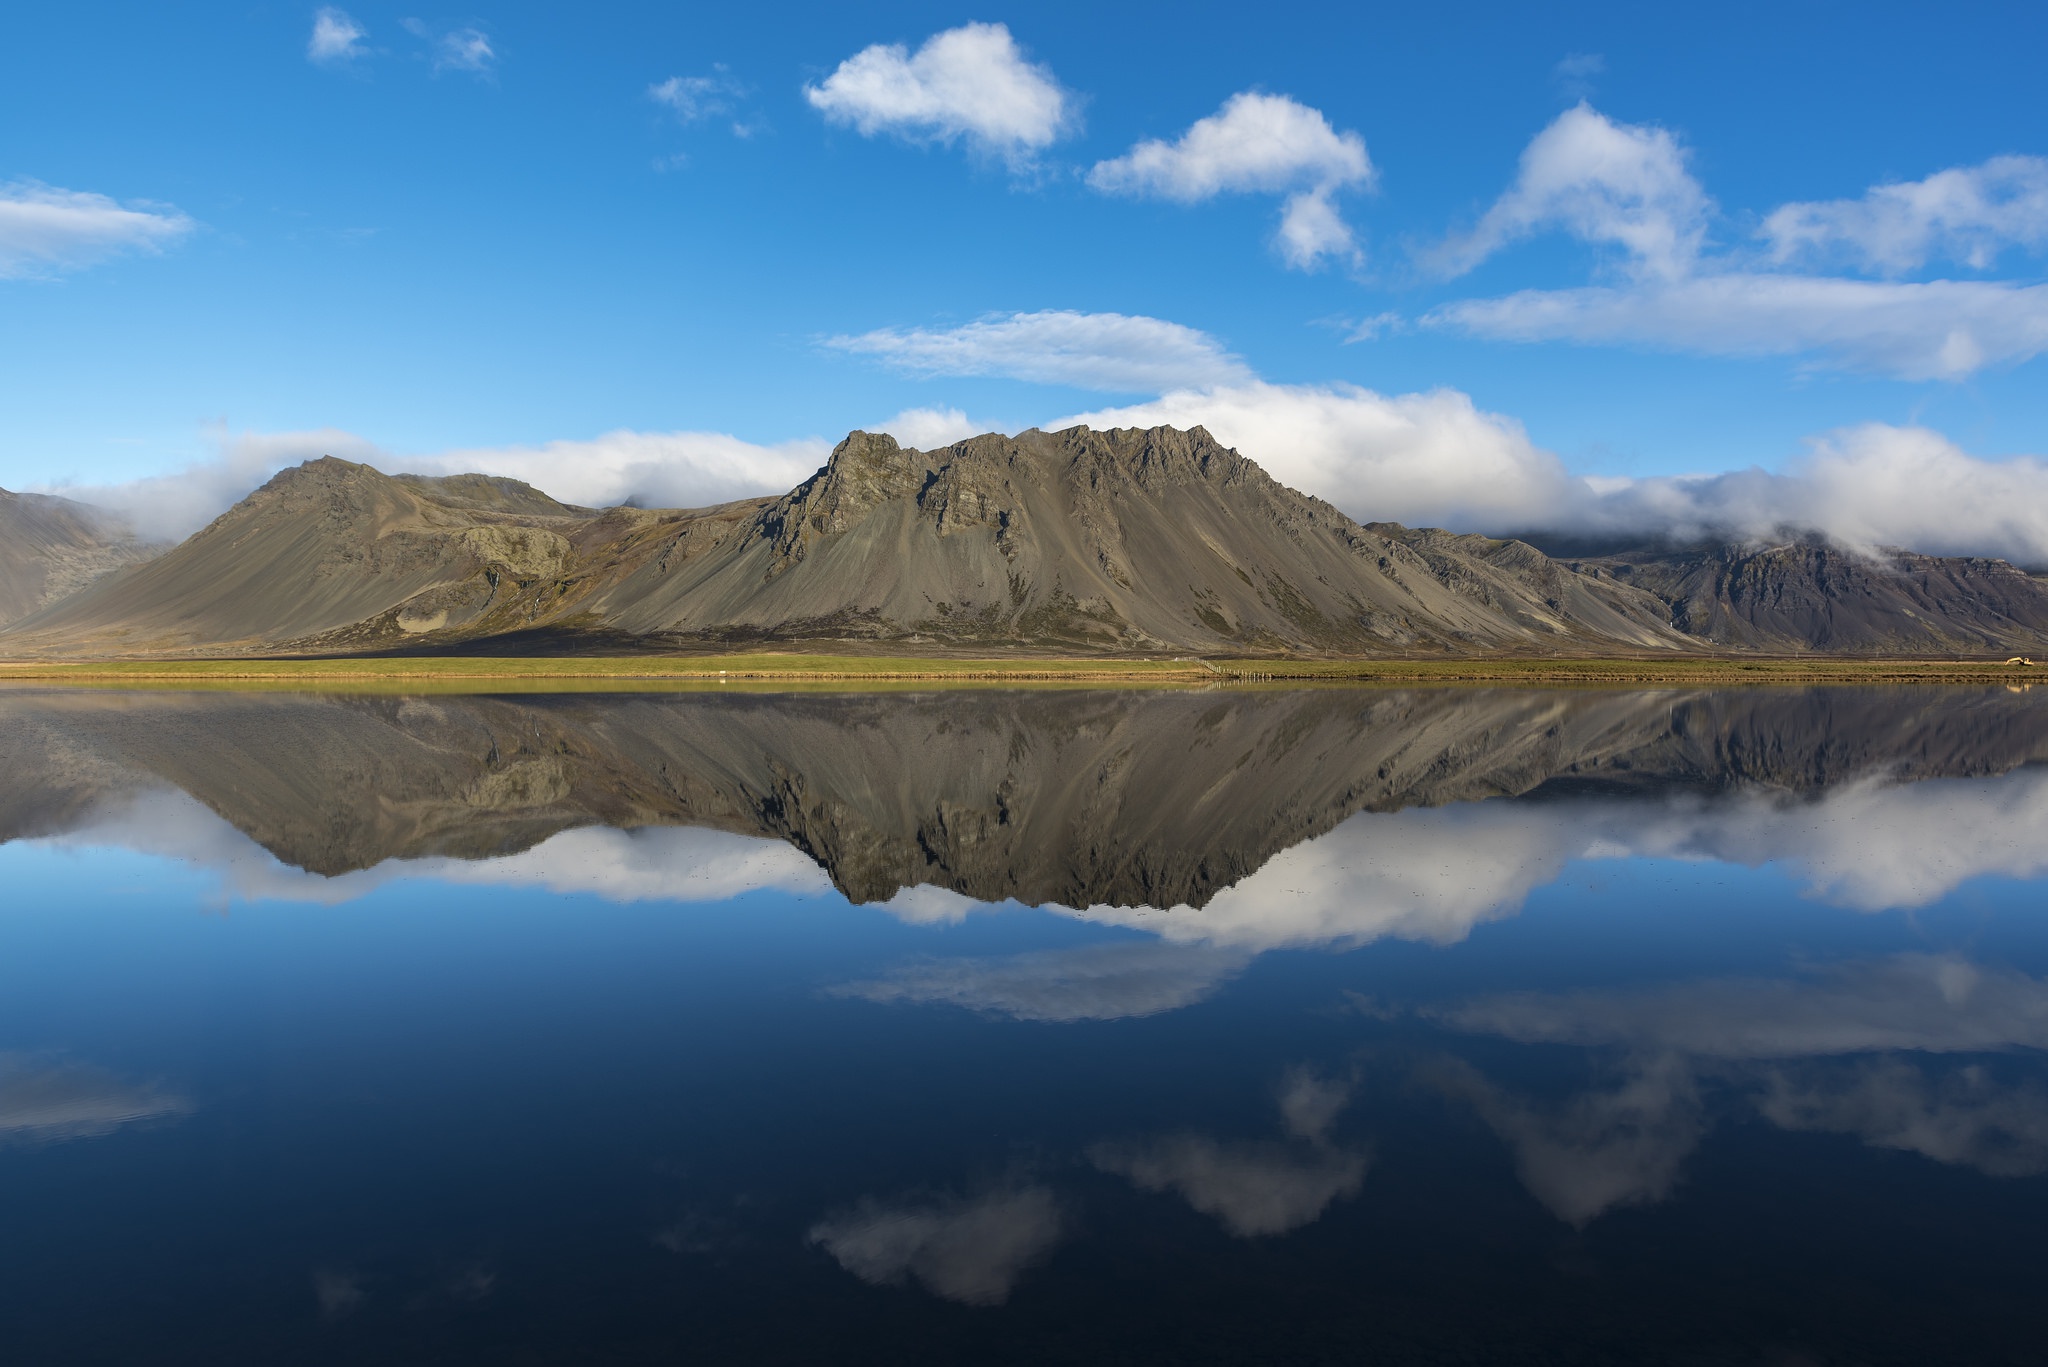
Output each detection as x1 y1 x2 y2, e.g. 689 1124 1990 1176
5 424 2048 658
0 488 161 628
1574 540 2048 654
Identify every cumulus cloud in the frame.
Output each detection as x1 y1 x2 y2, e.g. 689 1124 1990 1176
0 1054 193 1143
1432 102 1707 282
808 1185 1065 1305
1056 379 1575 532
307 7 367 65
1091 1066 1367 1237
867 406 996 450
1424 105 2048 379
1762 155 2048 275
1089 92 1374 269
804 22 1074 167
825 309 1251 392
0 180 194 280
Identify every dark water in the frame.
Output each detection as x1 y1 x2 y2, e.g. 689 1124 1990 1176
3 684 2047 1365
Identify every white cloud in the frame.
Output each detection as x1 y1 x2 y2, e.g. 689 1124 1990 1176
1762 155 2048 275
403 428 829 510
1426 273 2048 381
1431 102 1708 282
1088 92 1373 269
1060 378 2048 564
307 7 367 65
403 19 494 75
826 310 1252 392
1425 106 2048 379
41 424 831 542
808 1185 1065 1306
648 67 756 137
0 180 194 280
1055 380 1576 531
804 22 1074 167
867 406 995 450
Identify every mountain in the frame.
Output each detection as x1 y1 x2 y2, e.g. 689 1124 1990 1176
8 424 2048 658
6 686 2044 904
1570 539 2048 654
0 488 161 628
1 426 1691 657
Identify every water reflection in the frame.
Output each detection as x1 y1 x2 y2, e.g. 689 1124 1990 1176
0 1055 191 1144
5 684 2048 1359
9 684 2047 925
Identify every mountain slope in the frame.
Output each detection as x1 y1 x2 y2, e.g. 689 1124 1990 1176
579 425 1689 653
1579 540 2048 653
0 488 162 627
0 427 1694 657
1 459 609 654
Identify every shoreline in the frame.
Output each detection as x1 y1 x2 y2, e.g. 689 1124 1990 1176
0 653 2041 691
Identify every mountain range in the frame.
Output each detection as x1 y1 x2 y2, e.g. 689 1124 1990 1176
4 424 2047 657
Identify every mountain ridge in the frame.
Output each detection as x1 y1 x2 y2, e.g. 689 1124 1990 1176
5 425 2047 658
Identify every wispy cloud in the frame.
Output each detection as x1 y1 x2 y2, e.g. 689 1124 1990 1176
804 22 1075 169
0 180 194 280
825 309 1251 392
1762 155 2048 274
1423 105 2048 379
402 19 495 76
648 66 756 137
1089 92 1374 269
307 7 368 66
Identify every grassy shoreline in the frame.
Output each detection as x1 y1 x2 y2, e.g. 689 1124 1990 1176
0 652 2041 691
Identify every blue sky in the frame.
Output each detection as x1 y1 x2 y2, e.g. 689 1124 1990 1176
5 1 2048 556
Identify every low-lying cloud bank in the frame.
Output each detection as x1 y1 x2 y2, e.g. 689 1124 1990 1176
34 392 2048 566
1059 384 2048 565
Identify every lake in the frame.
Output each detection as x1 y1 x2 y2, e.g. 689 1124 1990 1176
3 684 2046 1364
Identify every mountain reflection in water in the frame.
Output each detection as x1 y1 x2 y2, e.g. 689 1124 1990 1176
2 684 2047 1364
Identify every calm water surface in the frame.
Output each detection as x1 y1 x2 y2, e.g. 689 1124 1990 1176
3 684 2047 1364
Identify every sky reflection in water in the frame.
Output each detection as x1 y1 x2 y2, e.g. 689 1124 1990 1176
2 685 2046 1363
